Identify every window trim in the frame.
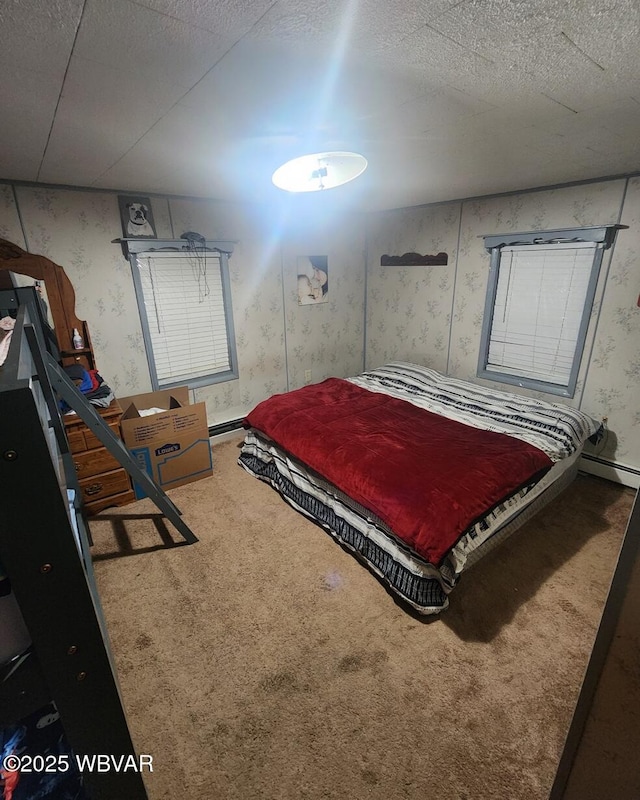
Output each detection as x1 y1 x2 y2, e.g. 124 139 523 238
125 239 238 391
477 225 625 398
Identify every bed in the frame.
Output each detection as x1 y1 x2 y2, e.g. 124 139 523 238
238 362 601 615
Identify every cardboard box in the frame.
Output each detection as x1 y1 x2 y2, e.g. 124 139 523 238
119 387 212 499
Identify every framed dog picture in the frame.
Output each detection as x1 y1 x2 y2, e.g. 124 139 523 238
118 195 157 239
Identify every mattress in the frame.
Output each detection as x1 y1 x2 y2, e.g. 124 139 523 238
239 362 600 614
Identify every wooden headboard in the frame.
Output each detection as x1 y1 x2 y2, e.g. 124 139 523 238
0 237 95 370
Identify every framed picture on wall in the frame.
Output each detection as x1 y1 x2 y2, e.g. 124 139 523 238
118 195 157 238
297 255 328 305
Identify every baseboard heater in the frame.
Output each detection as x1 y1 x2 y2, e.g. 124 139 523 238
580 453 640 489
208 418 244 437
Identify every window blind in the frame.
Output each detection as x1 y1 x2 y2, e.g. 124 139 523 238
136 251 231 386
486 241 597 386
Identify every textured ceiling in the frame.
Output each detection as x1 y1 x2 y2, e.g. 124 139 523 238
1 0 639 211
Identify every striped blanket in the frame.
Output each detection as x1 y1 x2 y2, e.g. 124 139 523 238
348 362 600 462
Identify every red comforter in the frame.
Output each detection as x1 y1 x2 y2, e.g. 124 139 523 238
245 378 552 565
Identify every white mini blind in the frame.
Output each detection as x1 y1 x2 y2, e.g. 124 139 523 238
136 251 230 386
486 241 598 386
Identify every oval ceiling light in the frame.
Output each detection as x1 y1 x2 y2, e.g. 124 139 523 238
272 151 368 193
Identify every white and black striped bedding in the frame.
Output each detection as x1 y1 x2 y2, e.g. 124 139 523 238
239 431 580 614
348 362 600 462
239 363 599 615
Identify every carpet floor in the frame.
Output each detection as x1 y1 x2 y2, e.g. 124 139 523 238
89 434 635 800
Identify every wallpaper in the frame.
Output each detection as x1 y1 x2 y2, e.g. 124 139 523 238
365 179 640 474
166 197 289 423
281 223 366 392
0 184 23 244
451 180 625 395
582 177 640 469
365 202 462 373
9 186 151 395
0 184 366 427
1 175 638 474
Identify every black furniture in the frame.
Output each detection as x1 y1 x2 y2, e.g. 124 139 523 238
0 300 148 800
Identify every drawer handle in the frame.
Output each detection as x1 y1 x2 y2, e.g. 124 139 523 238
85 483 103 496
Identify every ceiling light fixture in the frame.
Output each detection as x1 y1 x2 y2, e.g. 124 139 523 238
272 151 367 193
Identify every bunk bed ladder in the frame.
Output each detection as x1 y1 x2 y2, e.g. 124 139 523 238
30 335 198 545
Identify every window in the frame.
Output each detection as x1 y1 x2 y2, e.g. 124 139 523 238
478 225 623 398
127 240 237 390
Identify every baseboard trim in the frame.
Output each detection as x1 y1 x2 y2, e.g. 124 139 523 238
579 454 640 488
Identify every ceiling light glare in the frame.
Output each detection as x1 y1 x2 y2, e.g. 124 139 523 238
272 151 367 193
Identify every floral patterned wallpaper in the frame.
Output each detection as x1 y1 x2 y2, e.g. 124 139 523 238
0 184 23 244
365 202 462 373
0 184 367 426
1 175 638 474
365 178 640 475
281 223 366 391
8 186 151 395
450 180 624 394
582 177 640 469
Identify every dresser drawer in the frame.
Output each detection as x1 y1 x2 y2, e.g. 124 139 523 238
83 488 137 515
72 447 121 478
64 400 123 447
63 399 134 515
78 468 132 504
66 429 86 453
83 422 121 451
67 421 121 453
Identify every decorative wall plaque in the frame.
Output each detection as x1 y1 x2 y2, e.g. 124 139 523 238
380 251 448 266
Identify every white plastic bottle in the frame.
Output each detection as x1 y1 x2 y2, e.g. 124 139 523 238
72 327 84 350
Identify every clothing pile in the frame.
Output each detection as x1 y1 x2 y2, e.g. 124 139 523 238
1 701 90 800
62 365 115 410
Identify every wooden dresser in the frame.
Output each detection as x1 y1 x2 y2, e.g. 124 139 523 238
0 238 137 516
63 399 136 514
